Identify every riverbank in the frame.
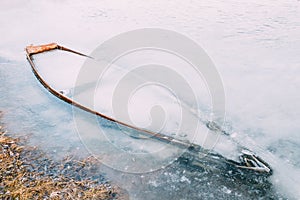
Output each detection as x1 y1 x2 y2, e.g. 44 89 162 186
0 112 125 199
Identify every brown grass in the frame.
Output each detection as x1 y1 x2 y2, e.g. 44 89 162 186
0 124 123 200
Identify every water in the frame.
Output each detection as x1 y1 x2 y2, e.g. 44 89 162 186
1 0 300 199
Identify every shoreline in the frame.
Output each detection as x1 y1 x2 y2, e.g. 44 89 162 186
0 112 127 199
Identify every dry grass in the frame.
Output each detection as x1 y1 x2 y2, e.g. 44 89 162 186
0 123 124 200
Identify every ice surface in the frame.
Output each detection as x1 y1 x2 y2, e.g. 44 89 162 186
1 0 300 199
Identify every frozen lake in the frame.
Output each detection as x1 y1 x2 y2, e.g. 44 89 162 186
1 1 300 199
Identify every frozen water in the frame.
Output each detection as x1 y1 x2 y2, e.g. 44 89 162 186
1 0 300 199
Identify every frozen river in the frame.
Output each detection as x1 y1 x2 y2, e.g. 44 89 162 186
1 1 300 199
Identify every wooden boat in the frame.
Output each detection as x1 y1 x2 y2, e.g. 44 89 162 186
26 43 272 178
